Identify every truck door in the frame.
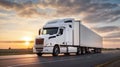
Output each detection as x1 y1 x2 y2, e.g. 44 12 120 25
56 27 67 53
57 27 65 45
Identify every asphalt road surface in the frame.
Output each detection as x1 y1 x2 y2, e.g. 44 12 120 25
0 50 120 67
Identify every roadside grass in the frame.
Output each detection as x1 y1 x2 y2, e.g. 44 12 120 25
0 49 34 56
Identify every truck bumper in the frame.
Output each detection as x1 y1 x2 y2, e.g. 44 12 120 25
33 46 54 54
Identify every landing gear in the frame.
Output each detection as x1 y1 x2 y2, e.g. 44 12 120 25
52 46 60 56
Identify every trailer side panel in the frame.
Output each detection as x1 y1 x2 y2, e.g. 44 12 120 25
80 24 102 48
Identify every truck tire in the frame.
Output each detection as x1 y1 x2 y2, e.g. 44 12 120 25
94 48 98 53
52 46 60 56
76 47 81 55
100 48 102 53
85 47 90 54
98 48 102 53
36 53 42 56
81 47 86 54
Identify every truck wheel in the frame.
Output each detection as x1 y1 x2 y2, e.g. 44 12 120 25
76 47 81 55
94 48 98 53
52 46 59 56
98 48 102 53
100 48 102 53
81 47 85 54
36 53 42 56
85 47 89 54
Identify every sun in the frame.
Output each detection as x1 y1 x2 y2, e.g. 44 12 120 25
21 36 32 46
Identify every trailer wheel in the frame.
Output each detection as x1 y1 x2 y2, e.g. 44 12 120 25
94 48 96 53
94 48 98 53
76 47 81 55
99 48 102 53
81 47 86 54
98 48 102 53
36 53 42 56
52 46 60 56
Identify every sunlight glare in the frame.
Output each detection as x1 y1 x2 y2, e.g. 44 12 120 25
21 36 32 46
25 41 30 46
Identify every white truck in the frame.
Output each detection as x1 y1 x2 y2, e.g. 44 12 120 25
33 18 102 56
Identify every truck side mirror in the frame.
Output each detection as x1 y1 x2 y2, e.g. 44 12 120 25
39 29 41 35
59 29 63 35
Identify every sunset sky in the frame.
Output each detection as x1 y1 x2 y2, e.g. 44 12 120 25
0 0 120 49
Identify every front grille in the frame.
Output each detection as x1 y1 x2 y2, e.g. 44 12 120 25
36 38 44 44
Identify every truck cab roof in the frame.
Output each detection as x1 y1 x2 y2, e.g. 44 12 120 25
44 18 74 28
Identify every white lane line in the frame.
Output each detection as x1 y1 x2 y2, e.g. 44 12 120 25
7 57 84 67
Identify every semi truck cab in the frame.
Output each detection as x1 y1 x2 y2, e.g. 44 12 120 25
33 18 74 56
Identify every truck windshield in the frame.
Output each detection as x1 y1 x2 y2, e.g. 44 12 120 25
42 27 58 35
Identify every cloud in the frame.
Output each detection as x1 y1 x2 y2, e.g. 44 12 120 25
0 0 23 10
110 16 120 22
92 26 120 33
39 0 120 23
18 8 43 17
0 0 120 21
104 32 120 38
0 0 47 17
104 38 120 42
38 0 120 23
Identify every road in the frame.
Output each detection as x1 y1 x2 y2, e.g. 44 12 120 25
0 50 120 67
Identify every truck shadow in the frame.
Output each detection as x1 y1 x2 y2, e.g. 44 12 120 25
37 52 102 58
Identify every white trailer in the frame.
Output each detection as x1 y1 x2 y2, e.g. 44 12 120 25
33 18 102 56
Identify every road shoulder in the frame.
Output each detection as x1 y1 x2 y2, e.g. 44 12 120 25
96 57 120 67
